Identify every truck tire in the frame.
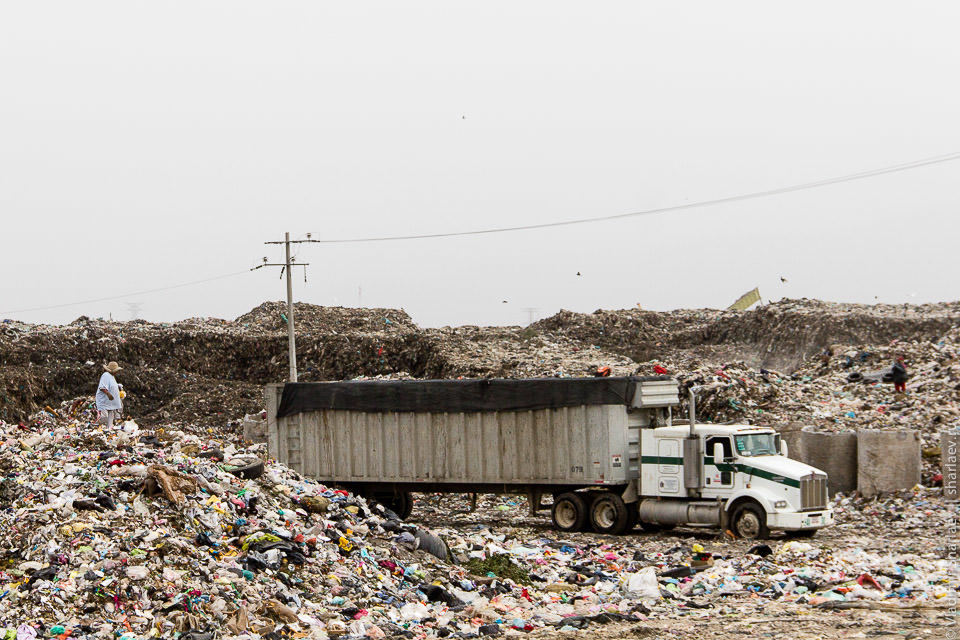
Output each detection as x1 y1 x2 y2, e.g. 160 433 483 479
589 493 631 535
394 492 414 520
375 492 414 520
224 456 265 480
551 493 588 532
730 502 770 540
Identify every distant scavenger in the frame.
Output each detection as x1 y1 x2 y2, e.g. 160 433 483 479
891 356 908 393
96 361 123 427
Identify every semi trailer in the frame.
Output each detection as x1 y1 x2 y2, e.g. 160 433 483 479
265 376 833 539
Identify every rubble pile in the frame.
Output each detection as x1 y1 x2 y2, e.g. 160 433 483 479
0 406 954 640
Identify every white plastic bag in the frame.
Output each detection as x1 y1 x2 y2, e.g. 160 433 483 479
125 566 149 580
399 602 429 621
622 566 660 601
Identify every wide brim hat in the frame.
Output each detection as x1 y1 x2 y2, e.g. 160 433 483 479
103 361 122 373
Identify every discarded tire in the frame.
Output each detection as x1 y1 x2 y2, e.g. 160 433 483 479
225 456 265 480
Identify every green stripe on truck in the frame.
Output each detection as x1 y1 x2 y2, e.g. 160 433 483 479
640 455 683 465
641 456 801 488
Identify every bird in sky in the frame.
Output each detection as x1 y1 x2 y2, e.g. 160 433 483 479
576 271 581 276
780 276 788 283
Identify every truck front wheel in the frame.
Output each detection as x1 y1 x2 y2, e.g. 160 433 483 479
730 502 770 540
552 493 588 532
589 493 631 535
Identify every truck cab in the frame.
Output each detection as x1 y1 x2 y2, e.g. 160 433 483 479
633 423 834 538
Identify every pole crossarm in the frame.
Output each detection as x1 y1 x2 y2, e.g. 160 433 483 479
250 263 310 270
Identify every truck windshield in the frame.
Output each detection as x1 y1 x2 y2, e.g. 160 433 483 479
734 434 778 457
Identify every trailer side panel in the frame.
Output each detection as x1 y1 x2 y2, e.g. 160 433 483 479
270 400 629 487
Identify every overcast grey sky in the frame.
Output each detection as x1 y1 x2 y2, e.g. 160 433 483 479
1 2 957 328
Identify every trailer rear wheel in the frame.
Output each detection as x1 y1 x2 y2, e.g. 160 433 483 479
589 493 631 535
374 492 413 520
551 493 588 532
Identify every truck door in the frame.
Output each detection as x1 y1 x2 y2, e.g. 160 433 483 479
704 436 734 490
656 439 681 494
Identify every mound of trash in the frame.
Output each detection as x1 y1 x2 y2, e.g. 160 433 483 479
0 403 954 639
425 326 637 379
2 299 959 427
658 326 960 457
0 305 442 424
235 302 417 334
0 403 459 638
534 299 960 370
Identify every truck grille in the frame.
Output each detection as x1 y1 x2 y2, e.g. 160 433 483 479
800 473 828 510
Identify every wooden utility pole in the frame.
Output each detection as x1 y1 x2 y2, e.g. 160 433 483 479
252 232 317 382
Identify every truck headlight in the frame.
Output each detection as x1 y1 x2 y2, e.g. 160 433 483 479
774 500 787 509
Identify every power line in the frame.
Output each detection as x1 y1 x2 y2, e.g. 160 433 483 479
0 269 250 316
308 150 960 243
3 150 957 317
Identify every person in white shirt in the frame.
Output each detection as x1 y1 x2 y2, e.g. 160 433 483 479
96 361 123 428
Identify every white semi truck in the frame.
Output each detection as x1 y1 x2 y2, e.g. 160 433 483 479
266 376 832 539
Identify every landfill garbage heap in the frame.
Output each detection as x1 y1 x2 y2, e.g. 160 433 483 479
3 298 959 426
533 298 960 370
0 401 955 639
665 325 960 478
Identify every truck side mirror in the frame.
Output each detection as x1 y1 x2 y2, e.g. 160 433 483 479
780 441 789 457
712 443 725 463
